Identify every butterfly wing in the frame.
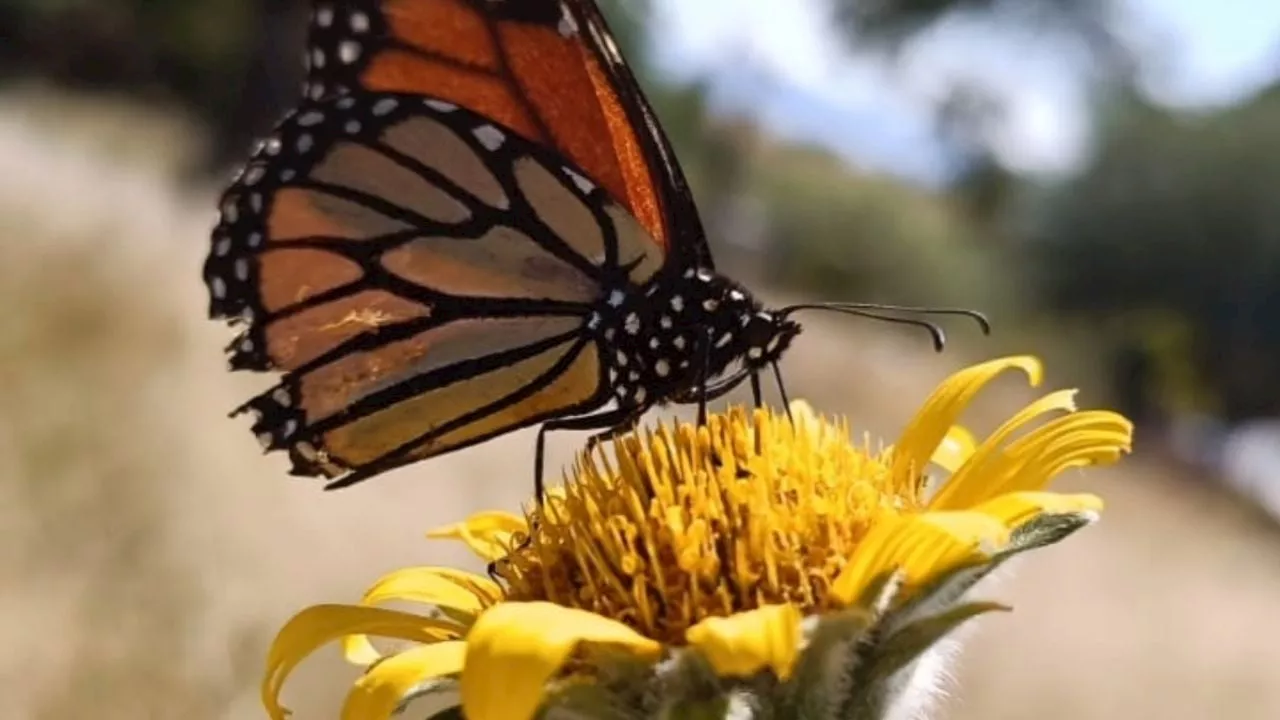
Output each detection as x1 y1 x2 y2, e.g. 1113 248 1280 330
204 90 667 485
303 0 712 270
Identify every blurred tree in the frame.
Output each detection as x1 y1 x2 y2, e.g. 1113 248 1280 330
829 0 1132 78
825 0 1133 230
1025 85 1280 422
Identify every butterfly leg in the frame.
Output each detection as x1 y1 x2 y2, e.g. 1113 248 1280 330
488 405 647 582
750 371 764 408
583 411 645 455
772 361 793 421
532 405 646 502
697 329 714 426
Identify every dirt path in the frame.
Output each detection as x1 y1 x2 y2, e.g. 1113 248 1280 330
2 92 1278 720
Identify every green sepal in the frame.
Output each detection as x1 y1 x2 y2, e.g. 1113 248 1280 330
866 602 1008 683
883 509 1096 635
651 650 738 719
774 608 874 719
537 682 647 720
881 556 997 634
1004 511 1097 555
392 678 458 717
839 602 1009 720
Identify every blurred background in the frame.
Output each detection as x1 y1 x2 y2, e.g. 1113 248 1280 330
3 0 1279 718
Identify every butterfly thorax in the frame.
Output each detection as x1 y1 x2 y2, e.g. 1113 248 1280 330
588 268 801 407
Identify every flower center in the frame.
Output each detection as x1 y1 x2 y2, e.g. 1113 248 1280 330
496 406 912 644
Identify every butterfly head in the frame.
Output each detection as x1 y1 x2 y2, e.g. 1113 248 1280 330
739 307 802 370
682 272 801 378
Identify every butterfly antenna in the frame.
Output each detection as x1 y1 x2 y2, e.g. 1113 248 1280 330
825 302 991 335
781 303 949 352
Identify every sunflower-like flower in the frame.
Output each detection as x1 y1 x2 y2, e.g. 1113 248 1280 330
264 356 1132 720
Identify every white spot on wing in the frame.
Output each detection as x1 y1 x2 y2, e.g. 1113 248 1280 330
473 124 505 150
372 98 398 116
210 276 227 299
213 236 231 256
608 289 625 307
345 120 361 134
234 258 250 281
563 166 595 194
558 7 579 37
316 6 334 27
424 98 457 112
655 359 670 377
298 110 324 127
350 11 371 33
297 134 314 153
339 40 362 64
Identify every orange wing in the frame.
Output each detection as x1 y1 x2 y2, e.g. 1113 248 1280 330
204 90 668 485
303 0 690 256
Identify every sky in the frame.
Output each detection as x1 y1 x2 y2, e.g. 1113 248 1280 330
649 0 1280 182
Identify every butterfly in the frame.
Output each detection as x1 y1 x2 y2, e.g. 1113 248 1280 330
203 0 986 496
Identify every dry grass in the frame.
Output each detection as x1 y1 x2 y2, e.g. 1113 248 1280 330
2 89 1278 720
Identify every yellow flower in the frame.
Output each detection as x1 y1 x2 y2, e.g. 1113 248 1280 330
263 356 1132 720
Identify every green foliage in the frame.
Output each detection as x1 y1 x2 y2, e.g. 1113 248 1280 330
753 143 1011 310
1025 85 1280 417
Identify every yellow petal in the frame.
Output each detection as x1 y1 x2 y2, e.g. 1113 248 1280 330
930 389 1078 510
972 491 1104 529
949 411 1131 501
892 356 1043 493
831 512 1008 606
686 604 803 681
427 511 528 562
931 425 977 473
460 602 661 720
343 567 498 666
341 641 466 720
264 604 462 720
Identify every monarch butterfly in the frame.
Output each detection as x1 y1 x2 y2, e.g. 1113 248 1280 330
203 0 986 496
